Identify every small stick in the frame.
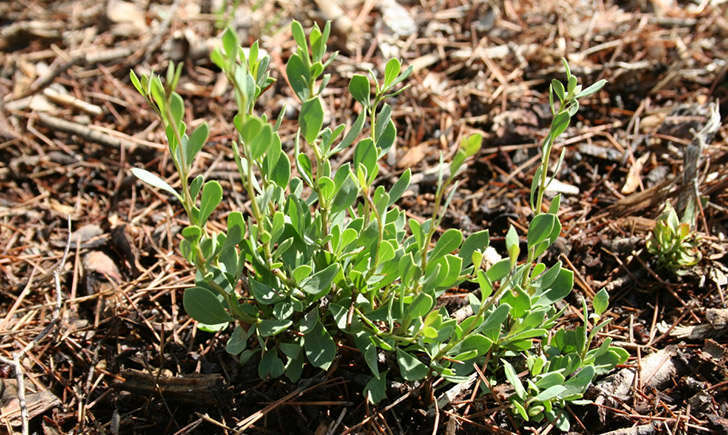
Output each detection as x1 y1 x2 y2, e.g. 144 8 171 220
0 216 70 435
37 113 138 150
4 54 84 102
42 87 103 116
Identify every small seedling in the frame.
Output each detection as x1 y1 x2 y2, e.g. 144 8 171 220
647 201 701 275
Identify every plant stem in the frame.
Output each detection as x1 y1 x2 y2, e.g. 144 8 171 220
421 176 451 272
163 105 194 219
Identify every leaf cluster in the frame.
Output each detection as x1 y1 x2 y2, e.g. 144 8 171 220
130 21 627 430
646 201 701 275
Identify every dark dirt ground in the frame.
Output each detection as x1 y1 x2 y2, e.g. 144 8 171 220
1 0 728 433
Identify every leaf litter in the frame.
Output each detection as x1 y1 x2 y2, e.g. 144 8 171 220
0 0 727 433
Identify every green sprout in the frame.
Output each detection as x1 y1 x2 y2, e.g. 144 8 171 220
646 201 701 275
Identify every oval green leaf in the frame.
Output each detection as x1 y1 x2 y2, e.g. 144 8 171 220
183 287 231 324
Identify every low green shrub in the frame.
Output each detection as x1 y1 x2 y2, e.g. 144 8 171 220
130 21 627 430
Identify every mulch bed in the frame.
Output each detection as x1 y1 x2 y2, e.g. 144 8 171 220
1 0 727 433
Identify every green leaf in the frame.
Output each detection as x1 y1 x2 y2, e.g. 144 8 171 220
376 121 396 154
129 70 144 95
301 263 340 298
261 127 287 179
293 264 312 284
502 359 526 400
364 371 388 404
459 230 489 268
501 286 531 318
554 410 570 432
429 228 463 263
317 176 335 203
512 399 528 421
594 348 629 374
593 288 609 317
239 348 257 365
331 169 357 214
290 20 308 53
458 334 492 357
169 92 184 126
250 278 283 305
304 322 336 369
551 79 565 103
296 152 313 186
564 366 595 394
551 111 571 138
131 168 179 199
389 65 413 88
249 123 273 161
479 303 510 342
280 342 302 360
363 343 379 378
149 76 166 110
186 122 208 164
222 27 239 59
405 293 433 321
329 303 349 331
354 138 378 183
461 133 482 157
438 255 462 288
506 225 520 263
273 301 294 320
197 321 228 333
533 261 562 293
259 350 284 379
535 372 565 389
284 349 305 382
300 97 324 144
567 73 578 94
210 48 225 69
450 151 466 176
225 325 247 355
396 349 428 381
384 58 401 88
538 269 573 306
286 54 309 101
332 111 366 155
527 213 557 249
310 22 329 61
388 169 411 205
199 180 223 225
486 258 511 282
534 385 567 402
181 225 202 243
189 176 204 202
258 319 293 337
575 79 606 98
271 152 291 189
183 287 231 324
349 74 370 107
375 104 392 143
548 194 561 215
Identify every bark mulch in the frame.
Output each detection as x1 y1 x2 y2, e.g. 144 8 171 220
1 0 727 433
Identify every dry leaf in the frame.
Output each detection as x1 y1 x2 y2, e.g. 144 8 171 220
379 0 416 37
48 199 76 218
71 224 104 244
107 0 147 37
84 251 122 282
622 152 650 194
398 144 427 168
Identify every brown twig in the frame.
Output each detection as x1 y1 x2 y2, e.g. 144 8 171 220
0 216 70 435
